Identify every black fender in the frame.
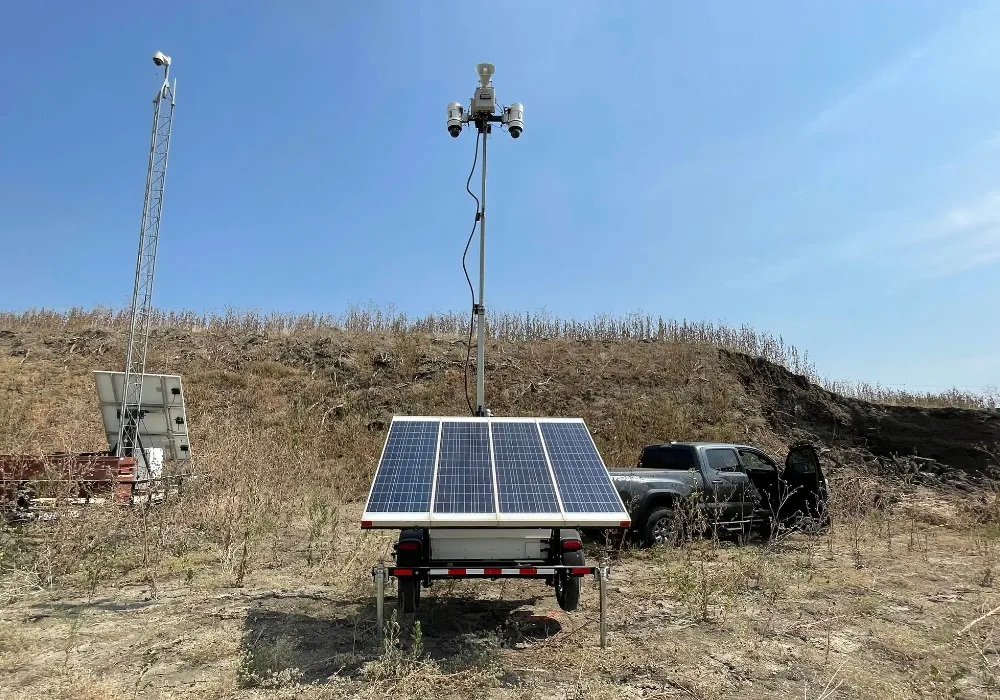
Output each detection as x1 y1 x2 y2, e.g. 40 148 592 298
546 529 583 564
633 489 689 530
394 528 427 567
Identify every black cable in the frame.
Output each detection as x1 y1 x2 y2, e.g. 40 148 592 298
462 129 482 416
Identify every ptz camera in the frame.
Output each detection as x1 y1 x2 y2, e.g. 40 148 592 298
152 51 171 67
447 102 464 137
505 103 523 139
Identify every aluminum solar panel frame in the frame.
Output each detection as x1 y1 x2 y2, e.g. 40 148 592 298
361 416 630 529
93 371 192 461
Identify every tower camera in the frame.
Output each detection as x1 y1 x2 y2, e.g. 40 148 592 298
444 63 523 416
445 62 523 138
447 102 464 138
505 103 523 139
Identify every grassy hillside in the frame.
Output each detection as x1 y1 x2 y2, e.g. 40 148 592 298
2 308 996 480
1 309 999 699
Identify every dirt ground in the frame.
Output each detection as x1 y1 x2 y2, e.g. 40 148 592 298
2 490 998 700
2 320 999 699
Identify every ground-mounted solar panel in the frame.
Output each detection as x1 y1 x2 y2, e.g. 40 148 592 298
94 371 191 462
361 416 629 528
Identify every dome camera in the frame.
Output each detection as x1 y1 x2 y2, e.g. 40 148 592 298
447 101 464 138
505 103 523 139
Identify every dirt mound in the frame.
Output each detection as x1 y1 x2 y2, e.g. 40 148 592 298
2 318 997 481
721 349 1000 476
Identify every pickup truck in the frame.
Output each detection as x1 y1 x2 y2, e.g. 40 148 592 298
610 442 830 546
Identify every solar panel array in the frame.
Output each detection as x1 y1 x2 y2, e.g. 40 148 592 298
362 416 629 528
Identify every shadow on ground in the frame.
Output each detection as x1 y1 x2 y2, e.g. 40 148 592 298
27 595 161 619
240 589 558 684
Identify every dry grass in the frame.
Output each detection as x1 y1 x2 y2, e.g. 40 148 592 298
3 491 1000 699
2 305 996 408
1 310 1000 699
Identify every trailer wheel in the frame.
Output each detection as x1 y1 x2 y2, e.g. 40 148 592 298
398 576 420 614
556 551 583 612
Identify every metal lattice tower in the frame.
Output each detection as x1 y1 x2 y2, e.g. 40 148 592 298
117 53 176 470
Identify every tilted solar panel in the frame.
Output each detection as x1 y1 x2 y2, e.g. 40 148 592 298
365 420 439 514
361 416 629 528
433 421 495 514
539 422 623 514
491 421 559 514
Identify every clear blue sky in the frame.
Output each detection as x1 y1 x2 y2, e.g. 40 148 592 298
2 1 998 393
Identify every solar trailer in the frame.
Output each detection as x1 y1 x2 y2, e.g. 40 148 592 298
362 62 626 645
362 415 630 647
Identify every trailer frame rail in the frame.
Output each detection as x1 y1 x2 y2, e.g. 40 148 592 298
372 563 611 647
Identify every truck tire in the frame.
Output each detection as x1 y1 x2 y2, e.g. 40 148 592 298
643 507 676 547
556 551 583 612
398 576 420 614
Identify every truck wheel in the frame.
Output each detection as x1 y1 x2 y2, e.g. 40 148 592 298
398 576 420 614
643 507 677 547
556 551 583 612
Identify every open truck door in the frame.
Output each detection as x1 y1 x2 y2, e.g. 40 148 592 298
779 443 829 529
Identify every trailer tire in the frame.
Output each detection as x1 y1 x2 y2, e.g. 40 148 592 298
398 576 420 614
556 551 583 612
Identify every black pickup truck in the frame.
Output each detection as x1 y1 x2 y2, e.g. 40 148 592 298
610 442 830 546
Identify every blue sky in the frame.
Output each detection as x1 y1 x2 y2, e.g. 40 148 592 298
1 1 998 393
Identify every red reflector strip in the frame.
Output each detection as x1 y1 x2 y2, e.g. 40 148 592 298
361 521 372 528
426 567 556 576
570 567 592 575
562 540 582 551
398 541 420 551
394 568 413 576
620 520 631 528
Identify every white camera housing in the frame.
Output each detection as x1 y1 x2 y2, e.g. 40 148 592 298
447 102 465 137
504 103 523 138
152 51 171 67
